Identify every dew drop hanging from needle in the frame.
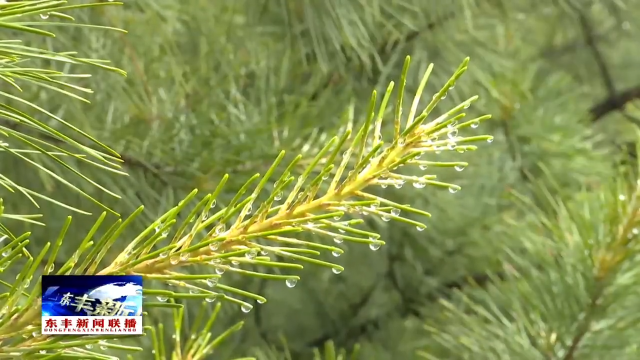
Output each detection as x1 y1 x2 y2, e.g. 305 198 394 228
40 13 50 19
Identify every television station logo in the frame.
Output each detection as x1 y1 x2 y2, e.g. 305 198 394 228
41 275 143 335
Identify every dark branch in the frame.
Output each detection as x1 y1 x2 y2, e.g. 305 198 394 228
576 11 616 95
590 86 640 121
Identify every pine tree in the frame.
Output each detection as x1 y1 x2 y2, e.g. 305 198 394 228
1 0 639 359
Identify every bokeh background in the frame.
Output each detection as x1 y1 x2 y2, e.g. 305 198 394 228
1 0 640 358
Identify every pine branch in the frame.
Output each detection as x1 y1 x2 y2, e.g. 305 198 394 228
560 178 640 359
0 0 128 218
105 57 492 279
0 56 494 358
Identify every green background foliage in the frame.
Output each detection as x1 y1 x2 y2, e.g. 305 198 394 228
1 0 640 359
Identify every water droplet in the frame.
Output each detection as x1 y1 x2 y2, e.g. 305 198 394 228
274 191 283 201
333 215 341 221
2 249 10 257
0 235 6 243
206 278 218 287
210 200 217 208
162 230 169 237
257 298 266 304
332 268 343 274
412 181 426 189
260 249 268 255
633 228 639 235
246 204 252 214
100 343 108 350
32 331 39 337
209 242 220 251
441 93 447 100
205 295 217 303
214 224 226 235
454 164 466 172
47 264 55 273
215 266 226 275
333 237 343 244
416 225 426 231
381 184 388 188
447 142 456 150
448 186 459 194
419 164 428 170
157 296 168 302
456 148 465 153
285 278 297 288
40 13 50 19
381 215 391 222
189 289 199 294
240 304 253 313
39 350 46 354
619 194 626 201
231 260 240 266
464 103 470 109
332 250 341 257
202 212 209 220
159 251 168 258
245 249 257 260
447 129 458 138
369 242 381 251
180 253 189 261
390 209 401 217
322 173 329 180
470 121 479 128
415 153 422 159
338 227 346 234
393 183 403 189
487 137 494 143
154 225 161 233
170 256 180 265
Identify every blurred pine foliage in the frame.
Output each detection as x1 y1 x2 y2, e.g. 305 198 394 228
1 0 640 359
